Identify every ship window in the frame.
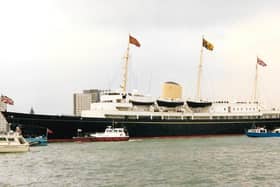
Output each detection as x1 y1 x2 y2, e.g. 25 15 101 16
8 138 15 141
0 137 6 141
127 116 137 120
139 116 151 120
152 116 162 120
224 108 226 111
108 92 120 96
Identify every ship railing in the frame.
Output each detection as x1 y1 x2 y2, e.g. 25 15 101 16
210 115 261 120
262 113 280 119
104 112 280 121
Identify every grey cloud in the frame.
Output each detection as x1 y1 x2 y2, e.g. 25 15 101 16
56 0 279 30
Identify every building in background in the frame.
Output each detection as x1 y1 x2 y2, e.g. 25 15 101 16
73 89 108 116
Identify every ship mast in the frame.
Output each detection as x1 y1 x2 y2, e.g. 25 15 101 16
253 56 267 103
253 62 258 103
196 36 214 101
196 36 204 101
121 41 130 93
121 34 140 93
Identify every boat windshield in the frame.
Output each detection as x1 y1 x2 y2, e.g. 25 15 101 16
8 138 15 142
0 137 6 142
106 92 121 96
18 137 26 144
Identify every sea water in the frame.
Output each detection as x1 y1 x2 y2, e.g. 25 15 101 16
0 135 280 187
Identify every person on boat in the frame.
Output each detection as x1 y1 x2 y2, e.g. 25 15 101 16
15 126 22 135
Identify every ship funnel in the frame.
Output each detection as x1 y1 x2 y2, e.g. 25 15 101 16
161 81 182 100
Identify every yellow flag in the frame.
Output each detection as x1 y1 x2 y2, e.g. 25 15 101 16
202 38 214 51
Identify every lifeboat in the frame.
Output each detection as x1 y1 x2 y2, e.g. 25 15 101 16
186 100 212 108
156 98 184 107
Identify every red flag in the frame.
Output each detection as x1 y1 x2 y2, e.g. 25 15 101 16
257 57 267 67
129 35 141 47
47 128 53 134
1 95 14 105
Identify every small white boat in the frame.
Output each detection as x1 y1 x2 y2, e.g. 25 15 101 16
0 132 30 153
89 126 129 142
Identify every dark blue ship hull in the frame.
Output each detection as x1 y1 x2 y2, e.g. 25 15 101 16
3 111 280 141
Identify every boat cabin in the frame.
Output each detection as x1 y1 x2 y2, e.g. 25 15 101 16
104 126 128 136
247 127 267 133
272 128 280 133
0 133 27 145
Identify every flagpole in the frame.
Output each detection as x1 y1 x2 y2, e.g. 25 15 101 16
46 128 48 138
196 36 204 100
122 36 130 93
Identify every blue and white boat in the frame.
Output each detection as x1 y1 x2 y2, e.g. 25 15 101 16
246 127 280 137
25 136 48 146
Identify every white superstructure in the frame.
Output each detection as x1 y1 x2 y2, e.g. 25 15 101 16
81 90 280 121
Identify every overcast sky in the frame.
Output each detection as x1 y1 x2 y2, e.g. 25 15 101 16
0 0 280 114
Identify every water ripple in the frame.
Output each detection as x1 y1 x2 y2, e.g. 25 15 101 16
1 136 280 186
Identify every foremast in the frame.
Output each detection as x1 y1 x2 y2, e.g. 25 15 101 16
121 42 130 93
121 35 141 93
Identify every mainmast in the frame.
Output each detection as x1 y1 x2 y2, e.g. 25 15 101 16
196 44 204 100
196 36 214 101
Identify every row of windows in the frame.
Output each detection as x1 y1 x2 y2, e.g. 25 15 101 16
0 137 15 142
106 130 124 133
224 107 257 112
